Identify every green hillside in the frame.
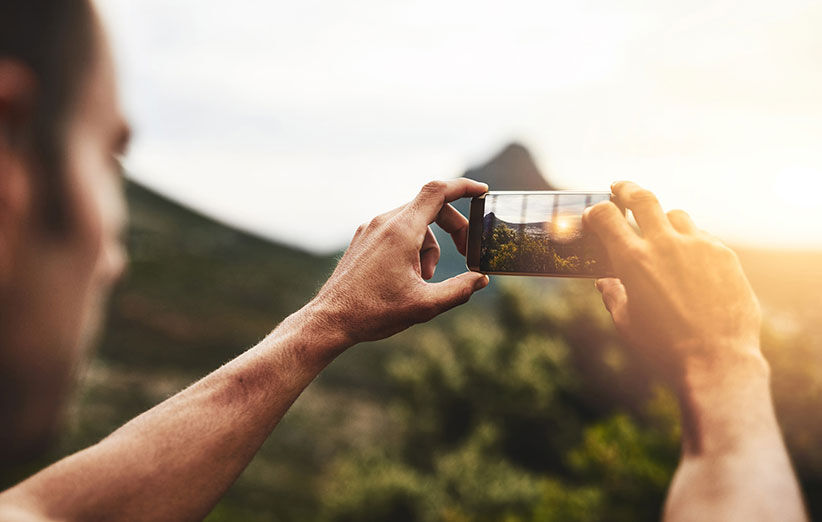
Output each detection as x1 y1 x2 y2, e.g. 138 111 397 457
100 181 338 372
4 144 820 520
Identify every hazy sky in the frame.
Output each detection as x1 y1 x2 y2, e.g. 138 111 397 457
97 0 822 253
486 193 611 224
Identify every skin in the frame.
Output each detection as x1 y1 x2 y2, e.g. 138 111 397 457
0 3 806 520
0 6 489 519
0 42 128 460
584 182 808 522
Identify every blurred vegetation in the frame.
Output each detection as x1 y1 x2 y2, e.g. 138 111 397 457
317 280 680 522
3 180 822 521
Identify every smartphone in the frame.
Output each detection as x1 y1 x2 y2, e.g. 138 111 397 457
466 191 614 278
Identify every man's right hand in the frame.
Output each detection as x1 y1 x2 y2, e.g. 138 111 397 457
310 178 489 350
583 181 764 383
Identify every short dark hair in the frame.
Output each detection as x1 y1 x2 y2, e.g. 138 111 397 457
0 0 95 233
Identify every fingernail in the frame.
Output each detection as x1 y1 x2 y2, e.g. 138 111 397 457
474 275 490 290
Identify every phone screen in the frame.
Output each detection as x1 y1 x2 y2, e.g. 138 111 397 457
467 191 613 278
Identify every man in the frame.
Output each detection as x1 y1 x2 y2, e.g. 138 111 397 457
0 1 807 520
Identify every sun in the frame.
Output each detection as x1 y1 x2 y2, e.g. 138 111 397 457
554 216 574 235
550 215 580 242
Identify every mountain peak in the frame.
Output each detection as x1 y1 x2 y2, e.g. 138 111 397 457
463 142 555 191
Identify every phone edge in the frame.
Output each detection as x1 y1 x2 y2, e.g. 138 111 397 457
466 194 485 272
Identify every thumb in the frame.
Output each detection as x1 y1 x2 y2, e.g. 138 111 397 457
426 272 489 315
596 277 627 317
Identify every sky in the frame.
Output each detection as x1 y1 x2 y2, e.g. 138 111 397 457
485 193 611 224
96 0 822 253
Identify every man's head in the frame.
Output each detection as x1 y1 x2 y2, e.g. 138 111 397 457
0 0 129 460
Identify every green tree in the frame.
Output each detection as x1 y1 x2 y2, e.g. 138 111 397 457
319 280 680 521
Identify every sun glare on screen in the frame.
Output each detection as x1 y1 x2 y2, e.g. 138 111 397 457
549 215 580 242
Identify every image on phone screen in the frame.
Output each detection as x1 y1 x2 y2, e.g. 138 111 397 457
468 191 613 278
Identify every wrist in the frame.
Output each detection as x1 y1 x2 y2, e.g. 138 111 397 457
677 339 770 397
288 297 355 362
675 343 777 456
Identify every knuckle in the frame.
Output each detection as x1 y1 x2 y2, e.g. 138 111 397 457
586 201 614 223
700 236 735 259
380 221 412 247
623 242 647 261
382 220 404 240
679 234 700 250
611 181 627 192
420 180 447 197
704 233 727 249
630 188 658 206
368 213 387 230
718 243 740 263
652 234 675 253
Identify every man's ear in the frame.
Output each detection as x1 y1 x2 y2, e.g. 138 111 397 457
0 60 36 287
0 59 35 142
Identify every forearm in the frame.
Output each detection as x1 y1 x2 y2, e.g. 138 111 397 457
664 348 807 522
0 300 349 522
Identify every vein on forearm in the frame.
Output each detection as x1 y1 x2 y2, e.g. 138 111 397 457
1 307 343 522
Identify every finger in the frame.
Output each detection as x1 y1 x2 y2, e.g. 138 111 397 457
419 226 440 280
434 203 470 256
611 181 672 237
667 209 698 235
582 201 641 270
354 204 407 241
408 179 488 230
595 277 627 316
424 272 489 319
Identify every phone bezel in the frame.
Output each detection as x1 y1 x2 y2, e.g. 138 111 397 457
466 190 615 278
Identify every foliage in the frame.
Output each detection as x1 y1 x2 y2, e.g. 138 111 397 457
317 280 680 521
6 182 821 521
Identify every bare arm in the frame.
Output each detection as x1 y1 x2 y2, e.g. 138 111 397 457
0 304 344 522
664 352 801 522
0 179 490 522
584 182 807 522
